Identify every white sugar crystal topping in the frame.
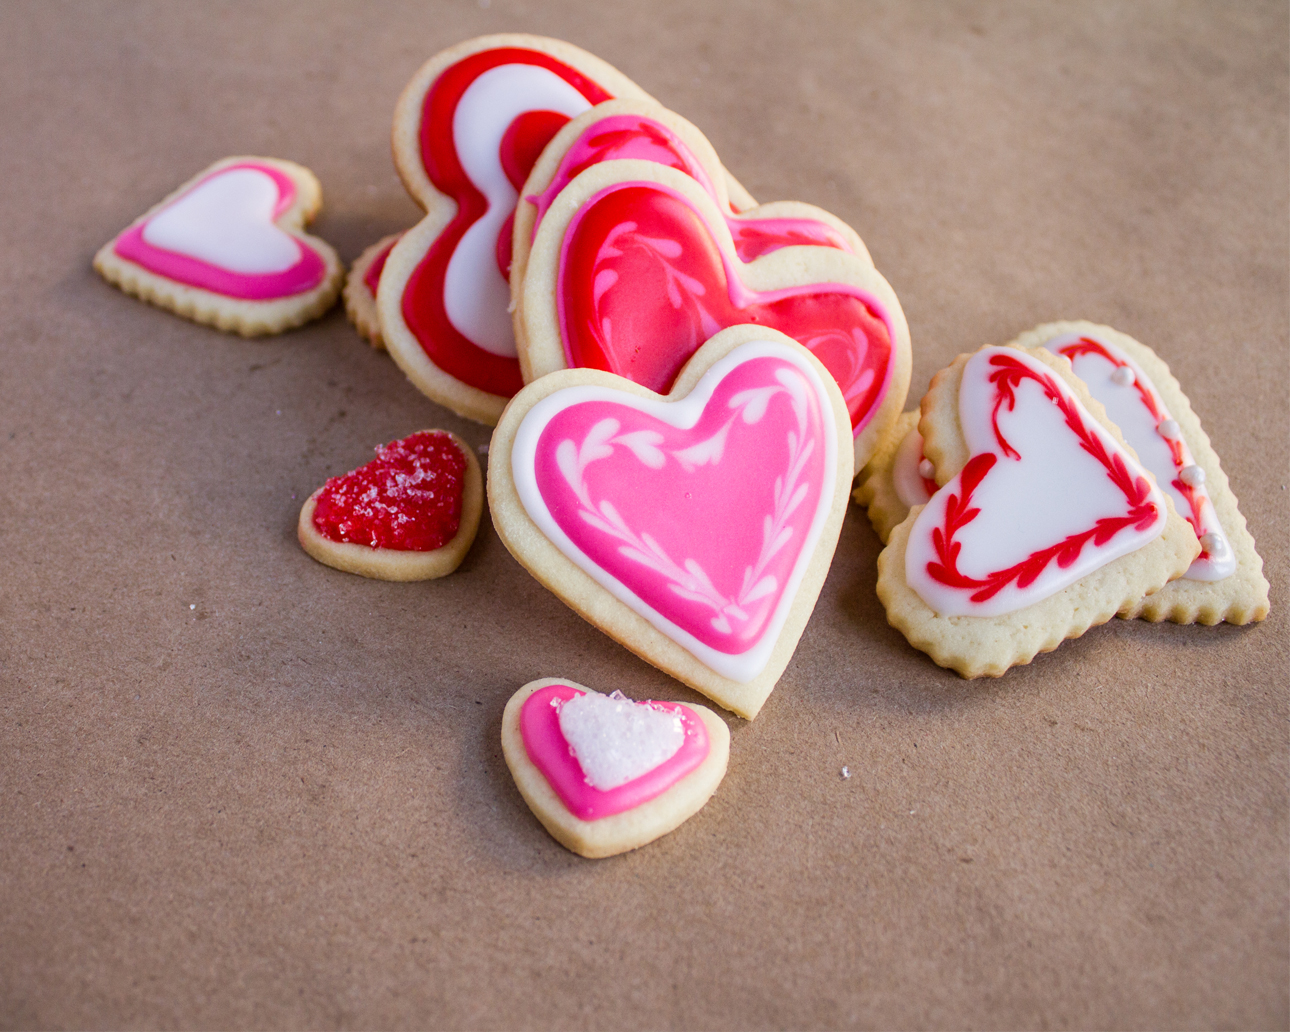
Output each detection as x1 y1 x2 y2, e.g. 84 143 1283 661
558 690 686 791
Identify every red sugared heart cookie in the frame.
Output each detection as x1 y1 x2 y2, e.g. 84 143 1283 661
298 429 482 581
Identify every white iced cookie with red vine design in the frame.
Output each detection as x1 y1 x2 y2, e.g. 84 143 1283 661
877 346 1199 678
1008 321 1268 626
94 156 343 336
298 429 482 581
342 233 403 349
488 325 854 719
502 678 729 858
509 97 864 319
512 156 910 475
376 35 657 425
852 410 938 544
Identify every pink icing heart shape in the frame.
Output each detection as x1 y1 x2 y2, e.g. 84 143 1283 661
510 339 839 683
905 348 1169 617
519 683 709 821
114 162 327 300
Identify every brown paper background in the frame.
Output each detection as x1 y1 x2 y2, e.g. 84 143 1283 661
2 2 1286 1028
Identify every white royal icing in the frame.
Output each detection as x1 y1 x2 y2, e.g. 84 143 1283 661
905 347 1169 617
1042 333 1234 581
445 64 592 358
557 690 685 791
141 167 301 274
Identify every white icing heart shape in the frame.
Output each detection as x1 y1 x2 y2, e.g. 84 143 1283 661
905 347 1169 617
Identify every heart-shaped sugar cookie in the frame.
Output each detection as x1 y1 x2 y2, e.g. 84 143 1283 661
877 346 1200 677
501 678 729 858
94 157 342 336
513 160 910 473
298 430 483 581
488 325 853 719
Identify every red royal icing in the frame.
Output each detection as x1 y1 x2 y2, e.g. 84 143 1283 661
557 182 894 436
926 353 1161 603
312 431 467 551
402 49 613 398
362 236 401 296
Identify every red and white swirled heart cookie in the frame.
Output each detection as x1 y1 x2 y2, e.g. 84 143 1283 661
94 156 343 336
509 98 864 315
488 325 854 719
512 156 911 475
501 678 729 858
1009 321 1269 625
375 36 660 424
876 345 1199 678
298 429 483 581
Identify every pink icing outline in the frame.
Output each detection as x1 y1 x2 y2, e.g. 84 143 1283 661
519 684 710 821
555 180 895 439
113 162 327 300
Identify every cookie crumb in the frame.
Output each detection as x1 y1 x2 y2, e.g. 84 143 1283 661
840 766 850 779
189 604 195 610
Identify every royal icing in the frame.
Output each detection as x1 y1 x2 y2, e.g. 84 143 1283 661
905 348 1169 617
519 683 709 821
510 340 839 683
114 162 327 300
1042 333 1234 581
362 236 400 296
529 113 852 262
555 181 894 438
311 431 468 551
399 49 613 398
891 425 937 508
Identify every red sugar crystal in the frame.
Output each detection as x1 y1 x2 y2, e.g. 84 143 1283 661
312 431 467 551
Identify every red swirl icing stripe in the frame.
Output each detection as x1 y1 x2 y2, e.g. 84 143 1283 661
531 113 852 264
519 683 709 821
556 182 894 436
114 162 327 300
402 49 612 398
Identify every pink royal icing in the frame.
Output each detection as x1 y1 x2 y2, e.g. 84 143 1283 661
114 162 327 300
905 348 1168 617
520 683 710 821
511 340 839 683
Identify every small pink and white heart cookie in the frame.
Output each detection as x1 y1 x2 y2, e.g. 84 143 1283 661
512 154 911 475
94 156 343 336
298 429 483 581
487 324 854 719
876 345 1200 678
852 410 936 544
501 678 729 858
1010 321 1269 626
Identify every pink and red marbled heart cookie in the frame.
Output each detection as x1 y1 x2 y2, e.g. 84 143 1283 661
94 156 343 336
877 345 1199 677
298 429 482 580
488 325 854 719
512 150 910 474
501 678 729 858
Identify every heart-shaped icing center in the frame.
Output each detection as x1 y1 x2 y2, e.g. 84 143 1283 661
556 181 894 437
520 683 709 820
510 339 839 683
905 348 1168 617
312 431 468 551
114 162 327 300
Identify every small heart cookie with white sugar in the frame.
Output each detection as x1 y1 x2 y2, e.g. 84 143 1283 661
94 157 343 336
877 345 1200 677
298 429 482 581
501 678 729 858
